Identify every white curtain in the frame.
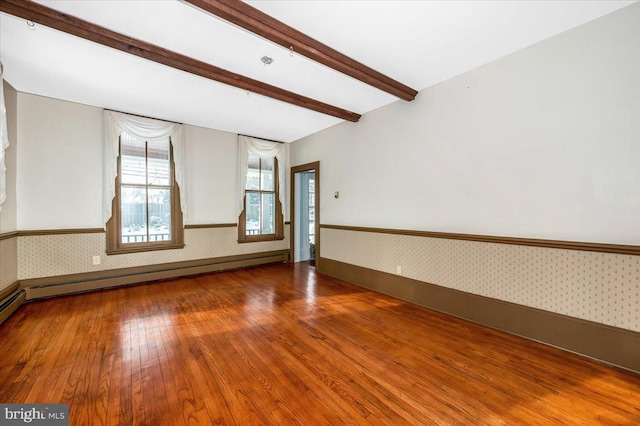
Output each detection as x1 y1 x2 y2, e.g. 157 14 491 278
0 68 8 213
103 110 186 225
237 135 286 218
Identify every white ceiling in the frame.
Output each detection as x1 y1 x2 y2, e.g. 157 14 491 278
0 0 635 142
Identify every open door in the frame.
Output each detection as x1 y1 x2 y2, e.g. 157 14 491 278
290 162 320 266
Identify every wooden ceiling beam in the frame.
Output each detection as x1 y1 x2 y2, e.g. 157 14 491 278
0 0 360 122
184 0 419 101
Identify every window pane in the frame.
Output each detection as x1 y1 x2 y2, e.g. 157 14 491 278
121 186 147 243
121 134 146 185
245 192 260 236
148 188 171 242
261 192 275 234
261 157 274 191
148 139 170 186
246 154 260 190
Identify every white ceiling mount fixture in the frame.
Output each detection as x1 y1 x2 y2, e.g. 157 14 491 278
182 0 418 101
0 0 361 122
0 0 635 142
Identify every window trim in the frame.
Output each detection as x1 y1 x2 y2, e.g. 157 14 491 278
238 157 284 243
106 136 184 255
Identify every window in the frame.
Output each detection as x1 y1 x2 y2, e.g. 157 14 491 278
106 132 183 254
238 153 283 242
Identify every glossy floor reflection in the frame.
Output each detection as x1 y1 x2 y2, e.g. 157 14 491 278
1 262 639 425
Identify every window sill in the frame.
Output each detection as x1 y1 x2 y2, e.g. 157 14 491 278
106 242 185 255
237 235 285 244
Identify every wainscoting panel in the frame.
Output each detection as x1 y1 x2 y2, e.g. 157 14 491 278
18 225 289 280
319 257 640 373
0 235 18 291
320 227 640 333
23 250 289 300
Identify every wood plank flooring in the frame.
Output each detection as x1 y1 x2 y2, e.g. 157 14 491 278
1 262 639 425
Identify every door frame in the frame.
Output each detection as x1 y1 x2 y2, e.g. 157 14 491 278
290 161 320 266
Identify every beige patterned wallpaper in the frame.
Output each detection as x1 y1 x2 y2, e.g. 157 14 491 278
0 236 18 291
18 226 289 280
321 228 640 333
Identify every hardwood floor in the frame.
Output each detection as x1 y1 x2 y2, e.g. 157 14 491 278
1 262 639 425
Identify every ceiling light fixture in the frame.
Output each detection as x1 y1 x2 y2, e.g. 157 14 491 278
26 19 35 30
261 56 274 66
0 0 360 121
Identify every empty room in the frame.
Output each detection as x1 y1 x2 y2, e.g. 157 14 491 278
1 0 639 424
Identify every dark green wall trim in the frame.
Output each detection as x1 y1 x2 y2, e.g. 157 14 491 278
0 231 18 241
320 224 640 256
318 257 640 374
17 228 105 236
22 250 290 300
184 223 236 229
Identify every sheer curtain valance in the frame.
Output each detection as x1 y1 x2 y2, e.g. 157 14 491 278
237 135 286 218
0 68 9 212
103 110 186 225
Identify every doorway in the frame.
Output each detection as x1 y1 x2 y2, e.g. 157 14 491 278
290 162 320 266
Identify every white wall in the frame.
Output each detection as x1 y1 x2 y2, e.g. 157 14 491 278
17 93 103 230
11 93 291 279
292 3 640 245
182 125 292 223
185 124 237 224
0 81 18 234
15 93 246 229
0 81 18 290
